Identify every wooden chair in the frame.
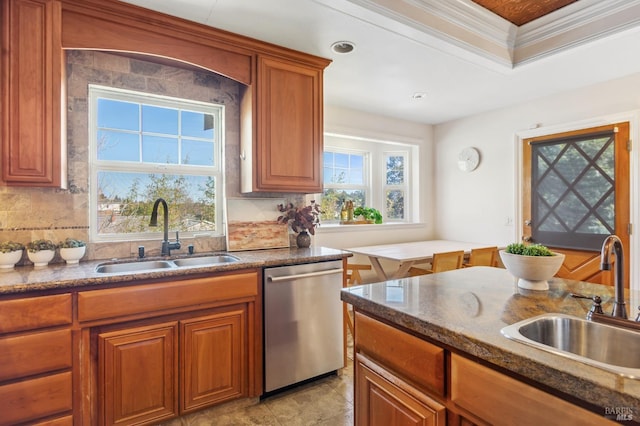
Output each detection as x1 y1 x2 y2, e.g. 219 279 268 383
344 263 372 337
346 263 372 286
464 246 497 267
408 250 464 276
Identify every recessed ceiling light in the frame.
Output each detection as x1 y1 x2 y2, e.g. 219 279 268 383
412 92 427 100
331 41 355 54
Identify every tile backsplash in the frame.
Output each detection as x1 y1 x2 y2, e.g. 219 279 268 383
0 50 300 265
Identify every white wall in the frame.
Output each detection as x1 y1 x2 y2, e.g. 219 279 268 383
433 72 640 291
314 105 434 267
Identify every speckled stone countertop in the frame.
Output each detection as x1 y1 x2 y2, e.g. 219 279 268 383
0 246 350 295
341 266 640 417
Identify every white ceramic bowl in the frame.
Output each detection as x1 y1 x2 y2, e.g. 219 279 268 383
0 250 23 269
27 249 55 267
60 246 86 264
499 250 565 290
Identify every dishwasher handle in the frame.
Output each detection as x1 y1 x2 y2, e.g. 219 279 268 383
267 268 344 283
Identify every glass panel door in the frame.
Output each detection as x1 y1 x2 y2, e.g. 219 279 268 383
531 131 615 250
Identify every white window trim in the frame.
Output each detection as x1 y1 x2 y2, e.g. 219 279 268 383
88 85 225 242
324 132 417 224
383 151 410 222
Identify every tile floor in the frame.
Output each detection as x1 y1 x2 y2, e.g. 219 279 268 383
161 332 355 426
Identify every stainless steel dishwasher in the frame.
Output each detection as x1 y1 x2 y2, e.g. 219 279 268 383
264 260 344 393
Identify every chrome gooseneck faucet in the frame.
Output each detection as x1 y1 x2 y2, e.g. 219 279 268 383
600 235 627 319
149 198 181 256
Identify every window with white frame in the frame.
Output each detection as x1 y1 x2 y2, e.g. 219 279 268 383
385 152 408 220
322 149 369 221
321 134 414 223
89 85 224 241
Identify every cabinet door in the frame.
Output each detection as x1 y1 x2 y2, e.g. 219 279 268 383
251 55 323 193
180 307 246 413
99 322 178 426
1 0 65 187
356 354 445 426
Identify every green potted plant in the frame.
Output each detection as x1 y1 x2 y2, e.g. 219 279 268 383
353 206 383 224
58 238 87 264
0 241 25 270
26 239 57 267
277 201 322 248
499 243 565 290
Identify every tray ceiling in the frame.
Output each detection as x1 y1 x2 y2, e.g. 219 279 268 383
120 0 640 124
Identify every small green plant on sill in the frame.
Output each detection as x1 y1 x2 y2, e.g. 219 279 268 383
505 243 554 256
26 239 57 253
353 206 383 224
0 241 24 253
58 238 86 248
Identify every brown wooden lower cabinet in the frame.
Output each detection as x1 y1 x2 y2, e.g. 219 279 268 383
0 270 260 424
356 353 445 426
354 312 616 426
99 322 179 426
449 354 616 426
0 293 73 425
97 304 253 425
83 271 261 425
0 371 73 426
181 308 246 412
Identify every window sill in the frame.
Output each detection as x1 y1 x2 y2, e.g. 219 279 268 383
316 222 426 234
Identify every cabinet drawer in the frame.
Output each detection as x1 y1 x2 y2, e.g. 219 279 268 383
355 312 445 397
0 294 72 334
450 354 617 426
78 272 258 322
0 329 72 381
0 371 72 426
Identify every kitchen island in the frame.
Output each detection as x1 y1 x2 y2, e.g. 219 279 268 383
341 266 639 425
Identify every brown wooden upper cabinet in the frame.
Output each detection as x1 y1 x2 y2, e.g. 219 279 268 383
1 0 330 192
241 55 325 193
1 0 66 187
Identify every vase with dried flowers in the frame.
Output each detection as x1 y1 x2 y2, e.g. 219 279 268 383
277 201 322 248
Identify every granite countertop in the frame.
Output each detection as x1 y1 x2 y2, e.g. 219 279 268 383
341 266 640 415
0 246 351 295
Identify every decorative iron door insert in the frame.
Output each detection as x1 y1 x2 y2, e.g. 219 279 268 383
531 130 615 251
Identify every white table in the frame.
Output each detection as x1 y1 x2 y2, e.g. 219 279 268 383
346 240 496 280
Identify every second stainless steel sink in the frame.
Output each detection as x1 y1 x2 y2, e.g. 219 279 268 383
501 313 640 379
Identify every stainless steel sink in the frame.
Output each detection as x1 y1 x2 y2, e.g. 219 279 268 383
173 255 239 267
95 254 240 273
501 313 640 379
95 260 175 274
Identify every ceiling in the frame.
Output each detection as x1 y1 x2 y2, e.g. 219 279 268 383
120 0 640 125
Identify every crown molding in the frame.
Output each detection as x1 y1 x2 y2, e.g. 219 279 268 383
316 0 640 70
515 0 640 64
